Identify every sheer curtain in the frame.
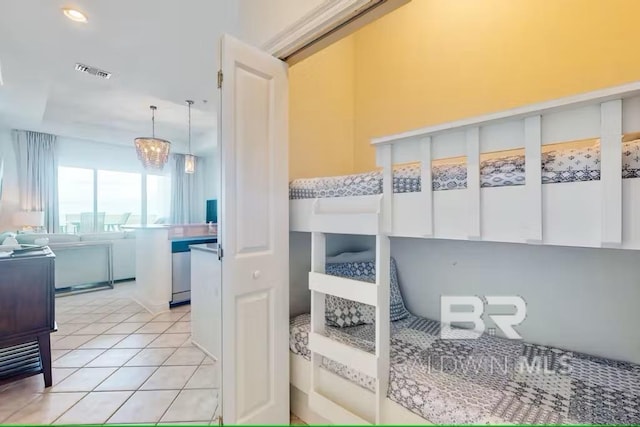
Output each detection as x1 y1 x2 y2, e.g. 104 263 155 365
170 154 205 224
13 130 59 232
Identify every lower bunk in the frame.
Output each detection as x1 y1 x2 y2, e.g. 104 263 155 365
289 313 640 425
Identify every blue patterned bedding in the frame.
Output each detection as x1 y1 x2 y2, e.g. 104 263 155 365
290 313 640 424
289 139 640 199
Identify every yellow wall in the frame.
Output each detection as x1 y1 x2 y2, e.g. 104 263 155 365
352 0 640 171
289 35 355 180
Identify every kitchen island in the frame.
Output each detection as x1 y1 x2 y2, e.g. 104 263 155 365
122 224 216 314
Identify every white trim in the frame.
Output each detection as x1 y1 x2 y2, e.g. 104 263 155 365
310 194 383 235
374 235 390 424
466 127 481 240
600 99 623 247
262 0 409 64
378 144 393 234
419 137 433 237
132 295 169 316
372 81 640 144
309 391 372 424
190 339 219 363
524 115 542 244
262 0 380 57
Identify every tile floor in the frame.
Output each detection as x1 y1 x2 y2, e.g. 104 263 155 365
0 282 220 425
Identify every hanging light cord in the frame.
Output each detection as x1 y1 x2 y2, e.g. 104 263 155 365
187 100 193 154
150 105 157 138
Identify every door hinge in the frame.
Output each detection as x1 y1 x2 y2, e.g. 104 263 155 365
217 243 223 261
217 70 223 89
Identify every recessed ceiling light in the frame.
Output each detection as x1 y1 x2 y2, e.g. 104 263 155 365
62 8 88 23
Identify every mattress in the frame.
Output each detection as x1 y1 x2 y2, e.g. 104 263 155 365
289 139 640 199
290 313 640 424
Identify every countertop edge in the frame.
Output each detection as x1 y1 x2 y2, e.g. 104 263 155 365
189 243 218 254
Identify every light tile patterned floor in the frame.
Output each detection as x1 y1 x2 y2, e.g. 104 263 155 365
0 282 220 425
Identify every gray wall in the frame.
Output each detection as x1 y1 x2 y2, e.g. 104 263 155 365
392 238 640 364
290 233 640 364
289 232 373 317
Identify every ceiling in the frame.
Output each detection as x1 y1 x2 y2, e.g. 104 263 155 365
0 0 240 154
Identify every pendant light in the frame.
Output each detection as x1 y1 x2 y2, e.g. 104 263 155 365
184 100 195 174
135 105 171 170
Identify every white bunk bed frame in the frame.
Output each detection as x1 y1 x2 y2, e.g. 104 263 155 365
291 81 640 248
290 82 640 425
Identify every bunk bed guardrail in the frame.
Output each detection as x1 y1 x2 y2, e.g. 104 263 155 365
291 81 640 250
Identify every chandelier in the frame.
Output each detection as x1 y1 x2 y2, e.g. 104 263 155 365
185 100 195 174
135 105 171 170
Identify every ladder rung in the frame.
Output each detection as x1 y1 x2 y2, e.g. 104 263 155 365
309 391 371 425
310 195 382 235
310 213 380 235
309 332 378 378
309 272 378 306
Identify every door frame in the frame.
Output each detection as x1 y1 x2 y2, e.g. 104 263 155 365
262 0 410 64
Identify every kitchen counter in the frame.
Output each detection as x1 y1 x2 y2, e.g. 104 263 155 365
122 224 216 240
124 225 216 314
190 243 218 253
190 241 221 368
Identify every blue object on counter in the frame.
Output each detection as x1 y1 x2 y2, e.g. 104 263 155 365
206 199 217 224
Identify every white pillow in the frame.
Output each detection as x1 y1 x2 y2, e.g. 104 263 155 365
326 249 375 264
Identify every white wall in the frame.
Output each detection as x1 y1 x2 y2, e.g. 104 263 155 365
236 0 326 47
202 151 218 201
58 137 151 175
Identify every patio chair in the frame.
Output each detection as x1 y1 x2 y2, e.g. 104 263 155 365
79 212 106 233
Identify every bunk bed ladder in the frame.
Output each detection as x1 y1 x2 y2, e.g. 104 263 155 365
308 229 390 424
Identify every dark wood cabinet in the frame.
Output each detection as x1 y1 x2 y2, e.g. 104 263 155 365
0 249 55 387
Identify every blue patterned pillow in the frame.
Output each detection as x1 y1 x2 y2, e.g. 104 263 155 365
324 258 410 327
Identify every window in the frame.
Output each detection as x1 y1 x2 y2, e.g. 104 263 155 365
147 174 171 225
58 167 170 233
58 167 94 234
97 170 142 231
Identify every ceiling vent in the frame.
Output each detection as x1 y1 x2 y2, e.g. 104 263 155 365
75 63 112 79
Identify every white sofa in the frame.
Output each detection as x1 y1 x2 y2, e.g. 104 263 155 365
16 231 136 290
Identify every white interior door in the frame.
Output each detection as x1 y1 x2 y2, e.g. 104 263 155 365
218 34 289 425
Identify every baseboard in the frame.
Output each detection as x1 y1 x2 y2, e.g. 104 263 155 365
290 385 330 425
191 339 219 363
133 295 169 315
55 282 112 296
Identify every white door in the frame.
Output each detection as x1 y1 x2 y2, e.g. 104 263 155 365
218 34 289 425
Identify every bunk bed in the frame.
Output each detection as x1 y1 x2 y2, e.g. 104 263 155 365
288 82 640 425
290 311 640 424
290 82 640 249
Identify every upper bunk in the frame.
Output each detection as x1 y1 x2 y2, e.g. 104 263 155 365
289 81 640 250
